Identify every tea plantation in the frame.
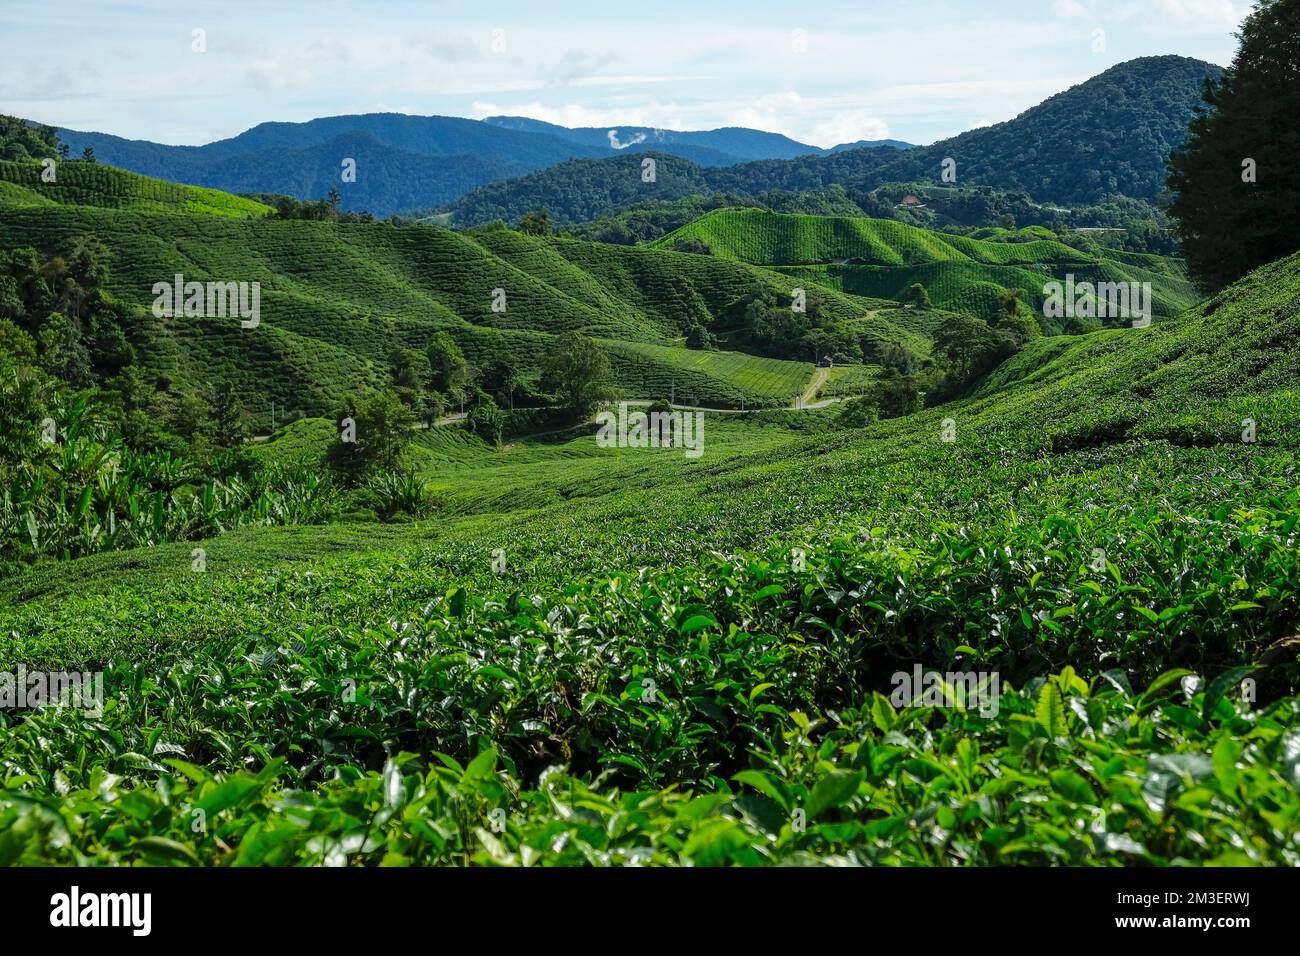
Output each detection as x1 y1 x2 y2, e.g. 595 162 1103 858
4 199 1300 866
4 147 1300 867
654 208 1201 323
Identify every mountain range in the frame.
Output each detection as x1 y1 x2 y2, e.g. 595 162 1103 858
445 56 1222 226
37 56 1220 227
481 115 914 161
49 113 909 219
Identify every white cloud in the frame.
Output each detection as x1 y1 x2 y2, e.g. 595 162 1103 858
1052 0 1088 18
571 74 715 87
807 111 891 148
404 34 479 63
246 59 313 93
723 91 806 137
1150 0 1246 26
608 129 647 148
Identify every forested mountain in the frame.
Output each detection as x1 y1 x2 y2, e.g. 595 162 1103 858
46 113 907 217
483 115 914 163
446 57 1221 225
871 55 1222 204
445 147 912 225
53 116 609 217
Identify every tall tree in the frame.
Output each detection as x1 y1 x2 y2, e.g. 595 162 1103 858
425 331 468 394
1168 0 1300 289
0 115 59 161
517 208 553 236
542 331 612 420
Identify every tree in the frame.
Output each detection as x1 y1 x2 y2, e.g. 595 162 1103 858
327 187 341 208
1065 315 1103 336
1168 0 1300 289
327 390 416 479
0 115 59 162
208 391 251 447
517 208 553 237
81 146 96 163
670 237 712 255
542 331 612 420
930 313 1018 402
0 351 58 480
872 368 922 419
467 398 506 446
390 347 432 398
685 320 714 350
837 395 880 428
0 319 37 363
997 287 1028 318
425 331 468 394
419 391 447 428
906 283 932 309
993 287 1040 345
482 359 521 410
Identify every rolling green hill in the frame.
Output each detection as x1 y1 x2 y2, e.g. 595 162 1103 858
0 159 272 218
0 172 925 415
654 208 1200 323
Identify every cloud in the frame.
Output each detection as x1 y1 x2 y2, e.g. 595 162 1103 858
723 91 806 136
1052 0 1088 18
542 50 620 86
1150 0 1246 26
571 74 714 87
0 66 96 101
808 111 891 148
405 34 479 63
246 59 313 93
608 129 647 148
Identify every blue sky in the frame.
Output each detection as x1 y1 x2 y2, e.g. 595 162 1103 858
0 0 1249 147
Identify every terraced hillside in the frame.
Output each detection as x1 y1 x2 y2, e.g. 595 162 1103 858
655 208 1200 323
0 169 928 413
0 159 272 218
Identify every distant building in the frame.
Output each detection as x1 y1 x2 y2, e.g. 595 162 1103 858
1073 227 1125 234
896 194 928 209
